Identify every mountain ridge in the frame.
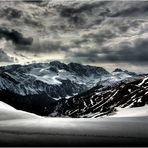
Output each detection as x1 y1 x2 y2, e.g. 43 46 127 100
0 61 146 116
53 76 148 118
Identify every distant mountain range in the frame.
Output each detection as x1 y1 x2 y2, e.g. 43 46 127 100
0 61 146 116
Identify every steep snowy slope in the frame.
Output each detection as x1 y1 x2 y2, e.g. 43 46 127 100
53 76 148 118
0 101 15 110
0 101 41 120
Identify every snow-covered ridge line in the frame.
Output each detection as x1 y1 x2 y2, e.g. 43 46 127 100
0 61 110 97
52 76 148 118
0 101 15 110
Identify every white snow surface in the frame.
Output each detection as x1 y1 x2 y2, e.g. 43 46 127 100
0 101 148 146
28 67 103 87
28 68 62 85
109 105 148 117
100 71 137 87
27 66 139 88
0 101 42 121
0 101 15 110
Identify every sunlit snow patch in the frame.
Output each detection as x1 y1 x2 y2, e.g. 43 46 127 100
0 101 15 110
110 105 148 117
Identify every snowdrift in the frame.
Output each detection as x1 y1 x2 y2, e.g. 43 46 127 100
0 101 148 146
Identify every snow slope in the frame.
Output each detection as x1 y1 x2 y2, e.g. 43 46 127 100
53 76 148 118
109 105 148 117
0 101 148 146
0 101 15 110
0 101 41 121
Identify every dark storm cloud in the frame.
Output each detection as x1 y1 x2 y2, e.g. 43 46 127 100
71 50 99 63
71 39 148 64
0 7 23 20
23 17 43 27
0 27 33 47
0 6 42 28
59 1 110 27
110 3 148 17
105 39 148 63
83 29 117 45
60 1 109 17
22 0 47 7
0 27 69 53
32 41 69 53
0 0 148 69
22 0 44 3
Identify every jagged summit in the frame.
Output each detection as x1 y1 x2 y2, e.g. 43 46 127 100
49 61 67 68
113 68 123 73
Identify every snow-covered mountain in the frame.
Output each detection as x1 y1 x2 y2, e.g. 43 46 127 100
52 76 148 118
0 61 110 98
0 61 110 115
99 68 145 87
0 61 145 116
0 61 142 98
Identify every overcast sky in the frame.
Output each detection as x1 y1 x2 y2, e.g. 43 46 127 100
0 0 148 73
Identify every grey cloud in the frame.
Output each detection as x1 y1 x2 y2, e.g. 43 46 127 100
60 1 108 17
22 0 44 3
23 17 43 27
66 47 101 63
72 19 138 48
84 30 117 45
70 38 148 64
109 39 148 63
1 7 23 20
23 40 70 53
0 5 43 28
0 27 33 47
59 1 110 28
93 39 148 64
110 2 148 17
0 49 13 62
0 0 148 70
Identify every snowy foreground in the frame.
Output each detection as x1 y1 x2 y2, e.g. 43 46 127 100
0 102 148 146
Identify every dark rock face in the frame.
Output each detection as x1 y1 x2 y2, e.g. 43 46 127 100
49 61 109 77
49 61 69 71
53 77 148 118
113 68 123 72
113 68 139 77
0 89 57 116
67 63 109 77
